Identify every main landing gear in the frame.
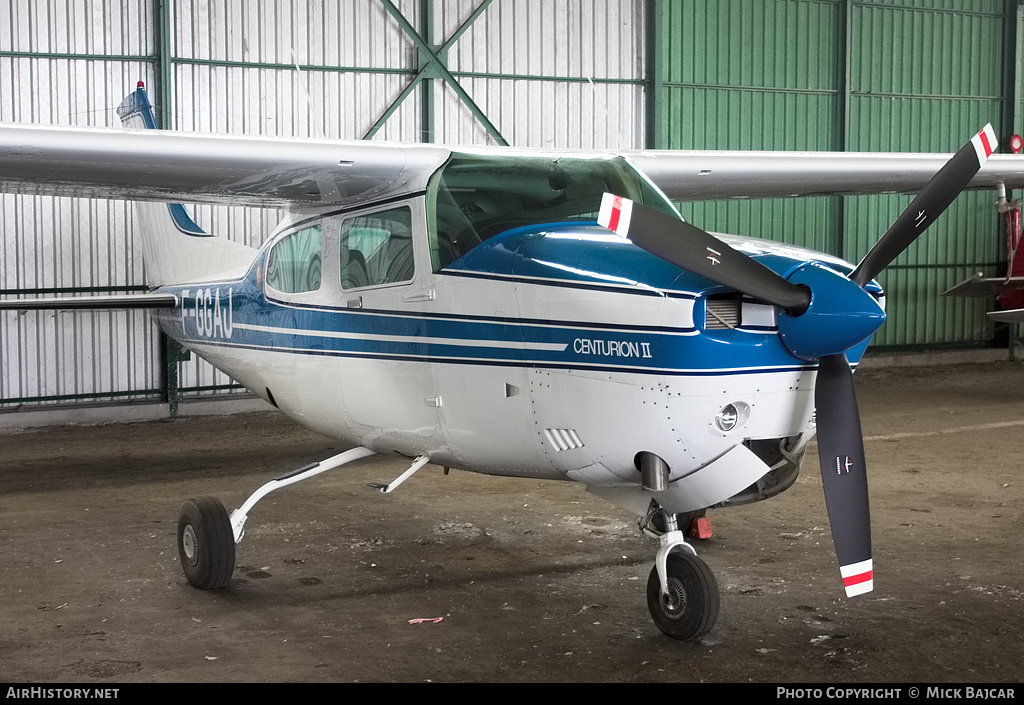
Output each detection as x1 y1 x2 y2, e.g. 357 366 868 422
640 503 720 641
176 447 377 589
176 449 719 641
178 495 235 589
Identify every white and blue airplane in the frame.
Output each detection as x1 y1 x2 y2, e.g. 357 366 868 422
2 83 1022 640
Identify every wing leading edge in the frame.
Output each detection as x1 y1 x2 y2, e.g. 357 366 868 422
626 150 1024 201
0 122 451 208
3 84 1024 207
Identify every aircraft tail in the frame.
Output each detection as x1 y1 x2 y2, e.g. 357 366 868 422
116 83 257 286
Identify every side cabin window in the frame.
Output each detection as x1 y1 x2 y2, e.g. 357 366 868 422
266 224 322 294
339 206 414 290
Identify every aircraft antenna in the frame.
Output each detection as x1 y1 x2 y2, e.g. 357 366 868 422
587 77 626 150
291 48 326 140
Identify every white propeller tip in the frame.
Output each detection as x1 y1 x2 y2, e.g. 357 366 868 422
597 193 633 237
841 558 874 597
971 124 998 164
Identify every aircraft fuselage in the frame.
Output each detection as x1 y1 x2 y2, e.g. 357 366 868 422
151 185 881 516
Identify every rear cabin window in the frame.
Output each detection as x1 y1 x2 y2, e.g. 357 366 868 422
266 225 322 294
340 206 414 289
429 154 680 270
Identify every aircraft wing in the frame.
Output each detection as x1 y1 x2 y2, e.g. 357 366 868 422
942 273 1024 298
627 150 1024 201
0 124 451 208
941 274 1024 324
5 121 1024 207
988 308 1024 323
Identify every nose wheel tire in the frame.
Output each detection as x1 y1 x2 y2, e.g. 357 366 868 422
177 496 236 589
646 552 719 641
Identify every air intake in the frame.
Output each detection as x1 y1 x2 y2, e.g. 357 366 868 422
705 295 742 330
544 428 585 452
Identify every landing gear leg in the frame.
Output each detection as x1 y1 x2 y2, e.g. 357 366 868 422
642 510 720 640
177 446 375 590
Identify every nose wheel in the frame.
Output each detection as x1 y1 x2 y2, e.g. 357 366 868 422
177 496 236 589
646 551 719 641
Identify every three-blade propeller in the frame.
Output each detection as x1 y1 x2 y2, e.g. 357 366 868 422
600 124 998 597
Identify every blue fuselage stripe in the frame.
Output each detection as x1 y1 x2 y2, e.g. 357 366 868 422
154 279 831 377
152 221 877 377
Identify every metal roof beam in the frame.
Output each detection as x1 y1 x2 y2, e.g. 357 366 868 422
375 0 507 145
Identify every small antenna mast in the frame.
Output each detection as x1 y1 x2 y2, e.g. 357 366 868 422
291 48 326 139
587 77 625 150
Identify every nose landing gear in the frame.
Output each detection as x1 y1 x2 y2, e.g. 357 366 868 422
641 503 720 641
646 551 719 641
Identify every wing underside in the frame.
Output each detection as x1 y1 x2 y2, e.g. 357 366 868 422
0 124 450 208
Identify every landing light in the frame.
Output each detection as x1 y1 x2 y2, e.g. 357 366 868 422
714 402 749 433
715 404 738 432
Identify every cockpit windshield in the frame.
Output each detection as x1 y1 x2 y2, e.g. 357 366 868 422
428 153 681 270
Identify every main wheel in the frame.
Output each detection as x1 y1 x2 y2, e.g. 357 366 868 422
177 496 236 589
646 552 719 641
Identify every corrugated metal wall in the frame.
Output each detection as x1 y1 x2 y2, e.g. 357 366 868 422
0 0 160 408
1 0 1021 415
440 0 645 148
0 0 646 412
844 0 1006 348
661 0 1012 349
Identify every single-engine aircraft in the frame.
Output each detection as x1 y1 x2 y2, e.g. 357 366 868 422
2 83 1024 641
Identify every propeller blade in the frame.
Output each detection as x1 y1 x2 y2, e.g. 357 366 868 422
814 353 873 597
851 124 998 287
598 194 812 315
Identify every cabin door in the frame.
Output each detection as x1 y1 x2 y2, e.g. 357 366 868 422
334 200 442 449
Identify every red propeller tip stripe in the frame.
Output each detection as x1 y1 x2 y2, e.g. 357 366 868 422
598 193 633 236
972 124 998 164
840 559 874 597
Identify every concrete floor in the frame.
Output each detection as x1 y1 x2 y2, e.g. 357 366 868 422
1 361 1022 683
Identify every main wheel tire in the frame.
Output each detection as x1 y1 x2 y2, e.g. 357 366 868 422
177 496 236 589
646 552 720 641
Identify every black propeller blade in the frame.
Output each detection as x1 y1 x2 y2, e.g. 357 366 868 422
601 123 998 599
598 194 811 315
851 124 997 287
814 352 873 596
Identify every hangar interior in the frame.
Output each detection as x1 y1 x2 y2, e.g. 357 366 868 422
2 0 1023 418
